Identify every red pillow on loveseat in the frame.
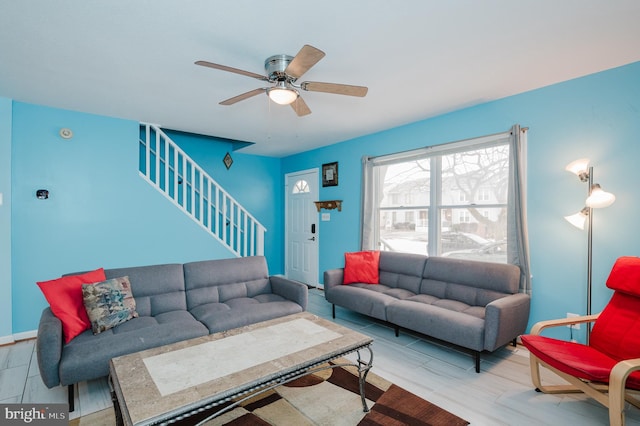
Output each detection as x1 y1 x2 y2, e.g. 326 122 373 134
343 251 380 284
37 268 107 343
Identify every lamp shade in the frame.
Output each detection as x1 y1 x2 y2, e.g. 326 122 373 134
564 207 589 230
586 184 615 208
565 158 590 181
267 82 299 105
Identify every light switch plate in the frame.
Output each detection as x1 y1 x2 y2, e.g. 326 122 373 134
321 213 330 221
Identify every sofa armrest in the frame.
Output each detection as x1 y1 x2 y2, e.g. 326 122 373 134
484 293 531 351
323 268 344 292
36 308 63 388
270 276 308 311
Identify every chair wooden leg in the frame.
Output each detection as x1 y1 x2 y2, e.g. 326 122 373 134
529 353 544 391
609 359 640 426
529 355 590 395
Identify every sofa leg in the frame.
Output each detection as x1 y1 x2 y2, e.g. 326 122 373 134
332 304 336 319
394 325 399 337
512 338 517 347
68 383 75 412
475 352 480 373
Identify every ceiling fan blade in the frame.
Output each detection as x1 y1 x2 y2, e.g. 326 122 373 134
290 96 311 117
301 81 368 97
219 88 266 106
285 45 326 80
195 60 268 81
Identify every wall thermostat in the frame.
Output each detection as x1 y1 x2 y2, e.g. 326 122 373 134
59 128 73 139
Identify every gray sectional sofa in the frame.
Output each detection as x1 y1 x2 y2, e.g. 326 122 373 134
324 251 530 372
36 256 308 410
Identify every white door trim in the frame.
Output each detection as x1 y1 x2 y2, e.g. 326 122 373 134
284 168 319 287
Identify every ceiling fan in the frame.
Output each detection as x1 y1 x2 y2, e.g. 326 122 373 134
195 45 368 117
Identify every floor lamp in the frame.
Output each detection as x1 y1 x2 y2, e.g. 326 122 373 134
564 159 615 344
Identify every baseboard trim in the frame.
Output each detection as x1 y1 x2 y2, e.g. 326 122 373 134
0 335 15 345
13 330 37 341
0 329 38 345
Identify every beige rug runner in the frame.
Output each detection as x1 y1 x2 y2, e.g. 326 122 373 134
71 360 468 426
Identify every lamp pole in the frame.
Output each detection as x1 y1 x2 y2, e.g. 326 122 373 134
586 166 593 345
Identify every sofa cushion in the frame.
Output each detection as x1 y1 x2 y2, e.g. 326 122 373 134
59 311 208 385
387 300 486 351
378 251 427 294
184 257 273 309
324 284 398 321
104 264 186 316
37 268 107 343
189 298 303 333
422 257 520 294
343 251 380 284
419 257 520 309
405 293 487 320
82 277 138 334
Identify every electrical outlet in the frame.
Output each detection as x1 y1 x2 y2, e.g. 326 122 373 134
566 312 580 330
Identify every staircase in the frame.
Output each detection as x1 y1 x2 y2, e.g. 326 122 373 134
139 123 265 257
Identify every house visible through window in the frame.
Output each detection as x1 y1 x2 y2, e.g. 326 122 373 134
372 133 511 263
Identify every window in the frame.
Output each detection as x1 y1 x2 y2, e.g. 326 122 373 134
367 131 512 263
362 125 530 293
292 180 310 194
477 188 491 202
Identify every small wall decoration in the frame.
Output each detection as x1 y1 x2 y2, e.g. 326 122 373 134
314 200 342 212
223 152 233 170
322 162 338 187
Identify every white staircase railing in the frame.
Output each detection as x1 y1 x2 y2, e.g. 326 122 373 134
139 123 265 257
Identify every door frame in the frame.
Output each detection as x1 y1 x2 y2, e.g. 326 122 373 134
284 168 319 287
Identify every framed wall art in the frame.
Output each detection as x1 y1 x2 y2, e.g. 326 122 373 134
223 152 233 170
322 162 338 187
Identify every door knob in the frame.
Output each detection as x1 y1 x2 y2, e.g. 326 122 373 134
308 236 316 241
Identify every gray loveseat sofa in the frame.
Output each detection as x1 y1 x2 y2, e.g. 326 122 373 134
36 256 308 410
324 251 530 372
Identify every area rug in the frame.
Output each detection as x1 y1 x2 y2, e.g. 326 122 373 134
71 359 468 426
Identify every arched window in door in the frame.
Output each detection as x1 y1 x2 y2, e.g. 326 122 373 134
292 180 310 194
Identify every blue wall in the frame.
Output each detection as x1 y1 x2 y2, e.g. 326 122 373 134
9 102 284 334
282 61 640 341
5 61 639 341
0 98 12 340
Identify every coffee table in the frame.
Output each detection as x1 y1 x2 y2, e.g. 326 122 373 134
109 312 374 426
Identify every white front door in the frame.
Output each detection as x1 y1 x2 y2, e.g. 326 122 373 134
285 169 319 286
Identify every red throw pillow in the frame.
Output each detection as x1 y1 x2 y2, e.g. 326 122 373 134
343 251 380 284
37 268 107 343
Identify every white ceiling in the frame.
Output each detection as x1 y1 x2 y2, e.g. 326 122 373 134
1 1 639 157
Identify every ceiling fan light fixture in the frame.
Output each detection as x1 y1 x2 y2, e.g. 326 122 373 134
267 84 299 105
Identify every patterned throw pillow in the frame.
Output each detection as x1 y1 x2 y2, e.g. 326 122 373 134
82 276 138 334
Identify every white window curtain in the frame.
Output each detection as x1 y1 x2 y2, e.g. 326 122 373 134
360 124 531 294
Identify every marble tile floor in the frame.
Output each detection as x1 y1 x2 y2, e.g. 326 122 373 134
1 288 639 425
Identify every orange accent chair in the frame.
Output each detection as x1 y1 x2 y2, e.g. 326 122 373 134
521 256 640 426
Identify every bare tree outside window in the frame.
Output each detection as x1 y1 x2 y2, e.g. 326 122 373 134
375 142 509 263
